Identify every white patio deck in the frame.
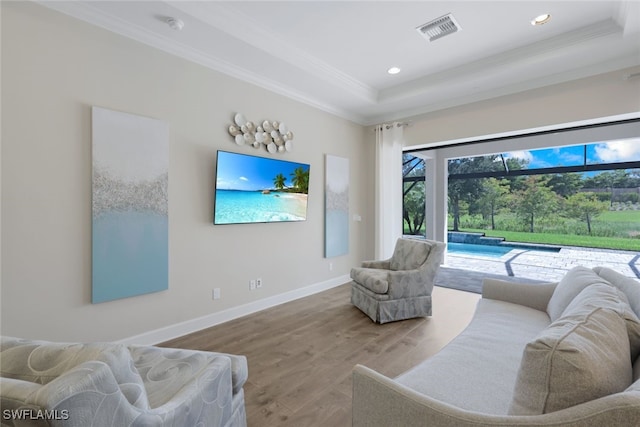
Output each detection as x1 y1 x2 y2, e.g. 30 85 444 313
444 245 640 282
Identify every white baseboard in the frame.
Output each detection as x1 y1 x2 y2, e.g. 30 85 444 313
118 274 350 346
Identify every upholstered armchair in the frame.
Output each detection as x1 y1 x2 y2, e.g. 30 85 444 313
350 238 445 324
0 336 247 427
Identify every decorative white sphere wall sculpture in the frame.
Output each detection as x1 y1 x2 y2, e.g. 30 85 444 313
228 113 294 154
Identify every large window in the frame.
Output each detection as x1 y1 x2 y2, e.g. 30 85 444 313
403 119 640 251
448 140 640 250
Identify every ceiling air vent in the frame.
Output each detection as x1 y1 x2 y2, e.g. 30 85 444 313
416 13 461 42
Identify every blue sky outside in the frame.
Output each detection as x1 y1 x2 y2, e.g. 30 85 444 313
216 151 310 191
503 139 640 171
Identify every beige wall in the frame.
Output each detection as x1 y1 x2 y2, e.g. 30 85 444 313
403 66 640 148
1 2 374 342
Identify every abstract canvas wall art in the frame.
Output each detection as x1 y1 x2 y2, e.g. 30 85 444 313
92 106 169 303
325 154 349 257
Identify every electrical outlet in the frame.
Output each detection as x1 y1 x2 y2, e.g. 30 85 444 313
329 262 334 271
250 280 256 291
256 278 263 288
213 288 221 300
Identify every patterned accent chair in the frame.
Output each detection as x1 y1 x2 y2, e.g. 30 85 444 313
350 238 445 324
0 336 247 427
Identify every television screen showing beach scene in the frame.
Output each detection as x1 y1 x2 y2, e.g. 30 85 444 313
214 150 310 224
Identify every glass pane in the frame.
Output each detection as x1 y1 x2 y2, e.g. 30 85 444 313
448 154 507 174
404 154 425 177
586 138 640 164
450 138 640 174
503 145 585 169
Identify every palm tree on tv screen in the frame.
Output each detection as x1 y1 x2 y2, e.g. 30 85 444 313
291 167 309 194
273 173 287 190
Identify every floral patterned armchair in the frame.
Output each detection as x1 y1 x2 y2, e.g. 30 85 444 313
0 336 247 427
350 238 445 324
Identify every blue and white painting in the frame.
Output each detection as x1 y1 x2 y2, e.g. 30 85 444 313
325 154 349 257
92 106 169 303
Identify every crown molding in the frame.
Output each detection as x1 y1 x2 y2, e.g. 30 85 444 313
169 1 378 104
32 1 639 127
35 1 369 125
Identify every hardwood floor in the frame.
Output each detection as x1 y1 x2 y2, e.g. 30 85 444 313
161 284 481 427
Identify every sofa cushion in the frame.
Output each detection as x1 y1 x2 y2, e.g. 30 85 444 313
395 298 551 415
0 337 149 409
593 266 640 318
510 283 636 415
351 267 389 294
389 238 431 271
546 266 612 322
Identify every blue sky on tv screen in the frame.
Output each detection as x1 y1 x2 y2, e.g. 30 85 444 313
216 151 310 191
502 139 640 170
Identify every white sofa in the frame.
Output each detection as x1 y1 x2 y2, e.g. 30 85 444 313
0 337 247 427
353 266 640 426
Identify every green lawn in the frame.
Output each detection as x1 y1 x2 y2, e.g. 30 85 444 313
598 210 640 223
406 208 640 251
446 209 640 251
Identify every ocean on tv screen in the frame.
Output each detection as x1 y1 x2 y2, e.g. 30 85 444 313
214 189 308 224
214 150 310 224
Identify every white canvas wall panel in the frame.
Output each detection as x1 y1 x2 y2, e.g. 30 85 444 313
92 106 169 303
325 154 349 257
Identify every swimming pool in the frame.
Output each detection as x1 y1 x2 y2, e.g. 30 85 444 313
447 242 514 258
447 242 561 258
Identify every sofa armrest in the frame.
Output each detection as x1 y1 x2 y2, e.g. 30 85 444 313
361 259 391 269
128 345 247 407
386 269 431 299
353 364 640 427
0 377 43 418
145 356 234 422
482 279 557 313
355 363 516 427
27 361 143 424
0 380 51 427
27 358 238 426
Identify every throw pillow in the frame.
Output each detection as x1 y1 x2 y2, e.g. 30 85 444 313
546 266 612 322
593 266 640 318
590 267 640 360
509 283 635 415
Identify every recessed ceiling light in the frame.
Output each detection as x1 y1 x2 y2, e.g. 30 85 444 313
387 67 401 75
531 14 551 26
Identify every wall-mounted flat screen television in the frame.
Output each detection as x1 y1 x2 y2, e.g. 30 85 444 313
214 150 310 225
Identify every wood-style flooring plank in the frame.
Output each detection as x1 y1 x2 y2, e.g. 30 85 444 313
161 283 480 426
